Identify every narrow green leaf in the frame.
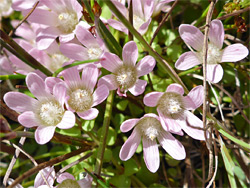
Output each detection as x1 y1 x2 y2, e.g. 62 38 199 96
220 139 237 188
81 0 95 21
95 17 122 58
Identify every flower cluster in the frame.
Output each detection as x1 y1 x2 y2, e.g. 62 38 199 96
1 0 249 187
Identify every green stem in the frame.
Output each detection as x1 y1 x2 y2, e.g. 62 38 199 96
0 30 52 76
52 58 101 77
94 90 114 175
0 74 26 80
103 0 188 93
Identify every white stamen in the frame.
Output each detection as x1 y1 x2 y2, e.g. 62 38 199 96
49 53 69 72
114 65 137 91
87 47 102 59
198 43 222 65
68 89 93 112
37 101 64 126
137 117 162 141
157 92 185 119
58 12 78 33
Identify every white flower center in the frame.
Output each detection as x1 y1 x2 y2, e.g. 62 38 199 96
68 89 93 112
87 47 102 59
157 92 185 119
49 53 70 72
57 179 81 188
114 65 137 91
58 12 78 33
0 0 11 15
133 15 145 31
37 101 65 126
137 117 162 141
198 43 222 65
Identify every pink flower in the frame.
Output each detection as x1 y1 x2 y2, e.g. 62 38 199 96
57 173 92 188
60 24 106 63
0 56 14 76
3 73 75 144
25 0 83 50
144 83 206 140
175 19 249 83
108 0 154 35
151 0 175 17
119 113 186 173
98 41 156 97
59 64 109 120
34 166 55 188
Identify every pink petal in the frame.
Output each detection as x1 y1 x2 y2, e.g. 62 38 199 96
163 114 183 135
221 43 249 62
45 77 64 93
77 108 99 120
34 166 55 187
18 111 38 128
61 66 81 89
111 1 128 17
97 74 118 90
128 79 147 96
180 111 206 140
119 128 141 161
53 83 67 106
158 131 186 160
57 172 75 184
143 0 154 20
184 85 203 110
179 24 204 51
107 19 128 34
59 33 75 43
166 83 184 95
3 92 38 112
136 55 156 77
26 8 58 26
122 41 138 67
206 64 223 83
208 20 224 49
13 21 36 41
12 0 39 11
92 85 109 107
142 137 159 173
100 52 123 73
35 126 56 144
175 51 201 70
75 24 98 48
26 73 52 100
56 111 75 129
120 118 140 133
77 175 92 188
133 0 143 18
40 0 64 14
36 27 60 50
143 91 163 107
70 0 83 20
60 43 88 61
138 18 152 35
81 64 98 92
